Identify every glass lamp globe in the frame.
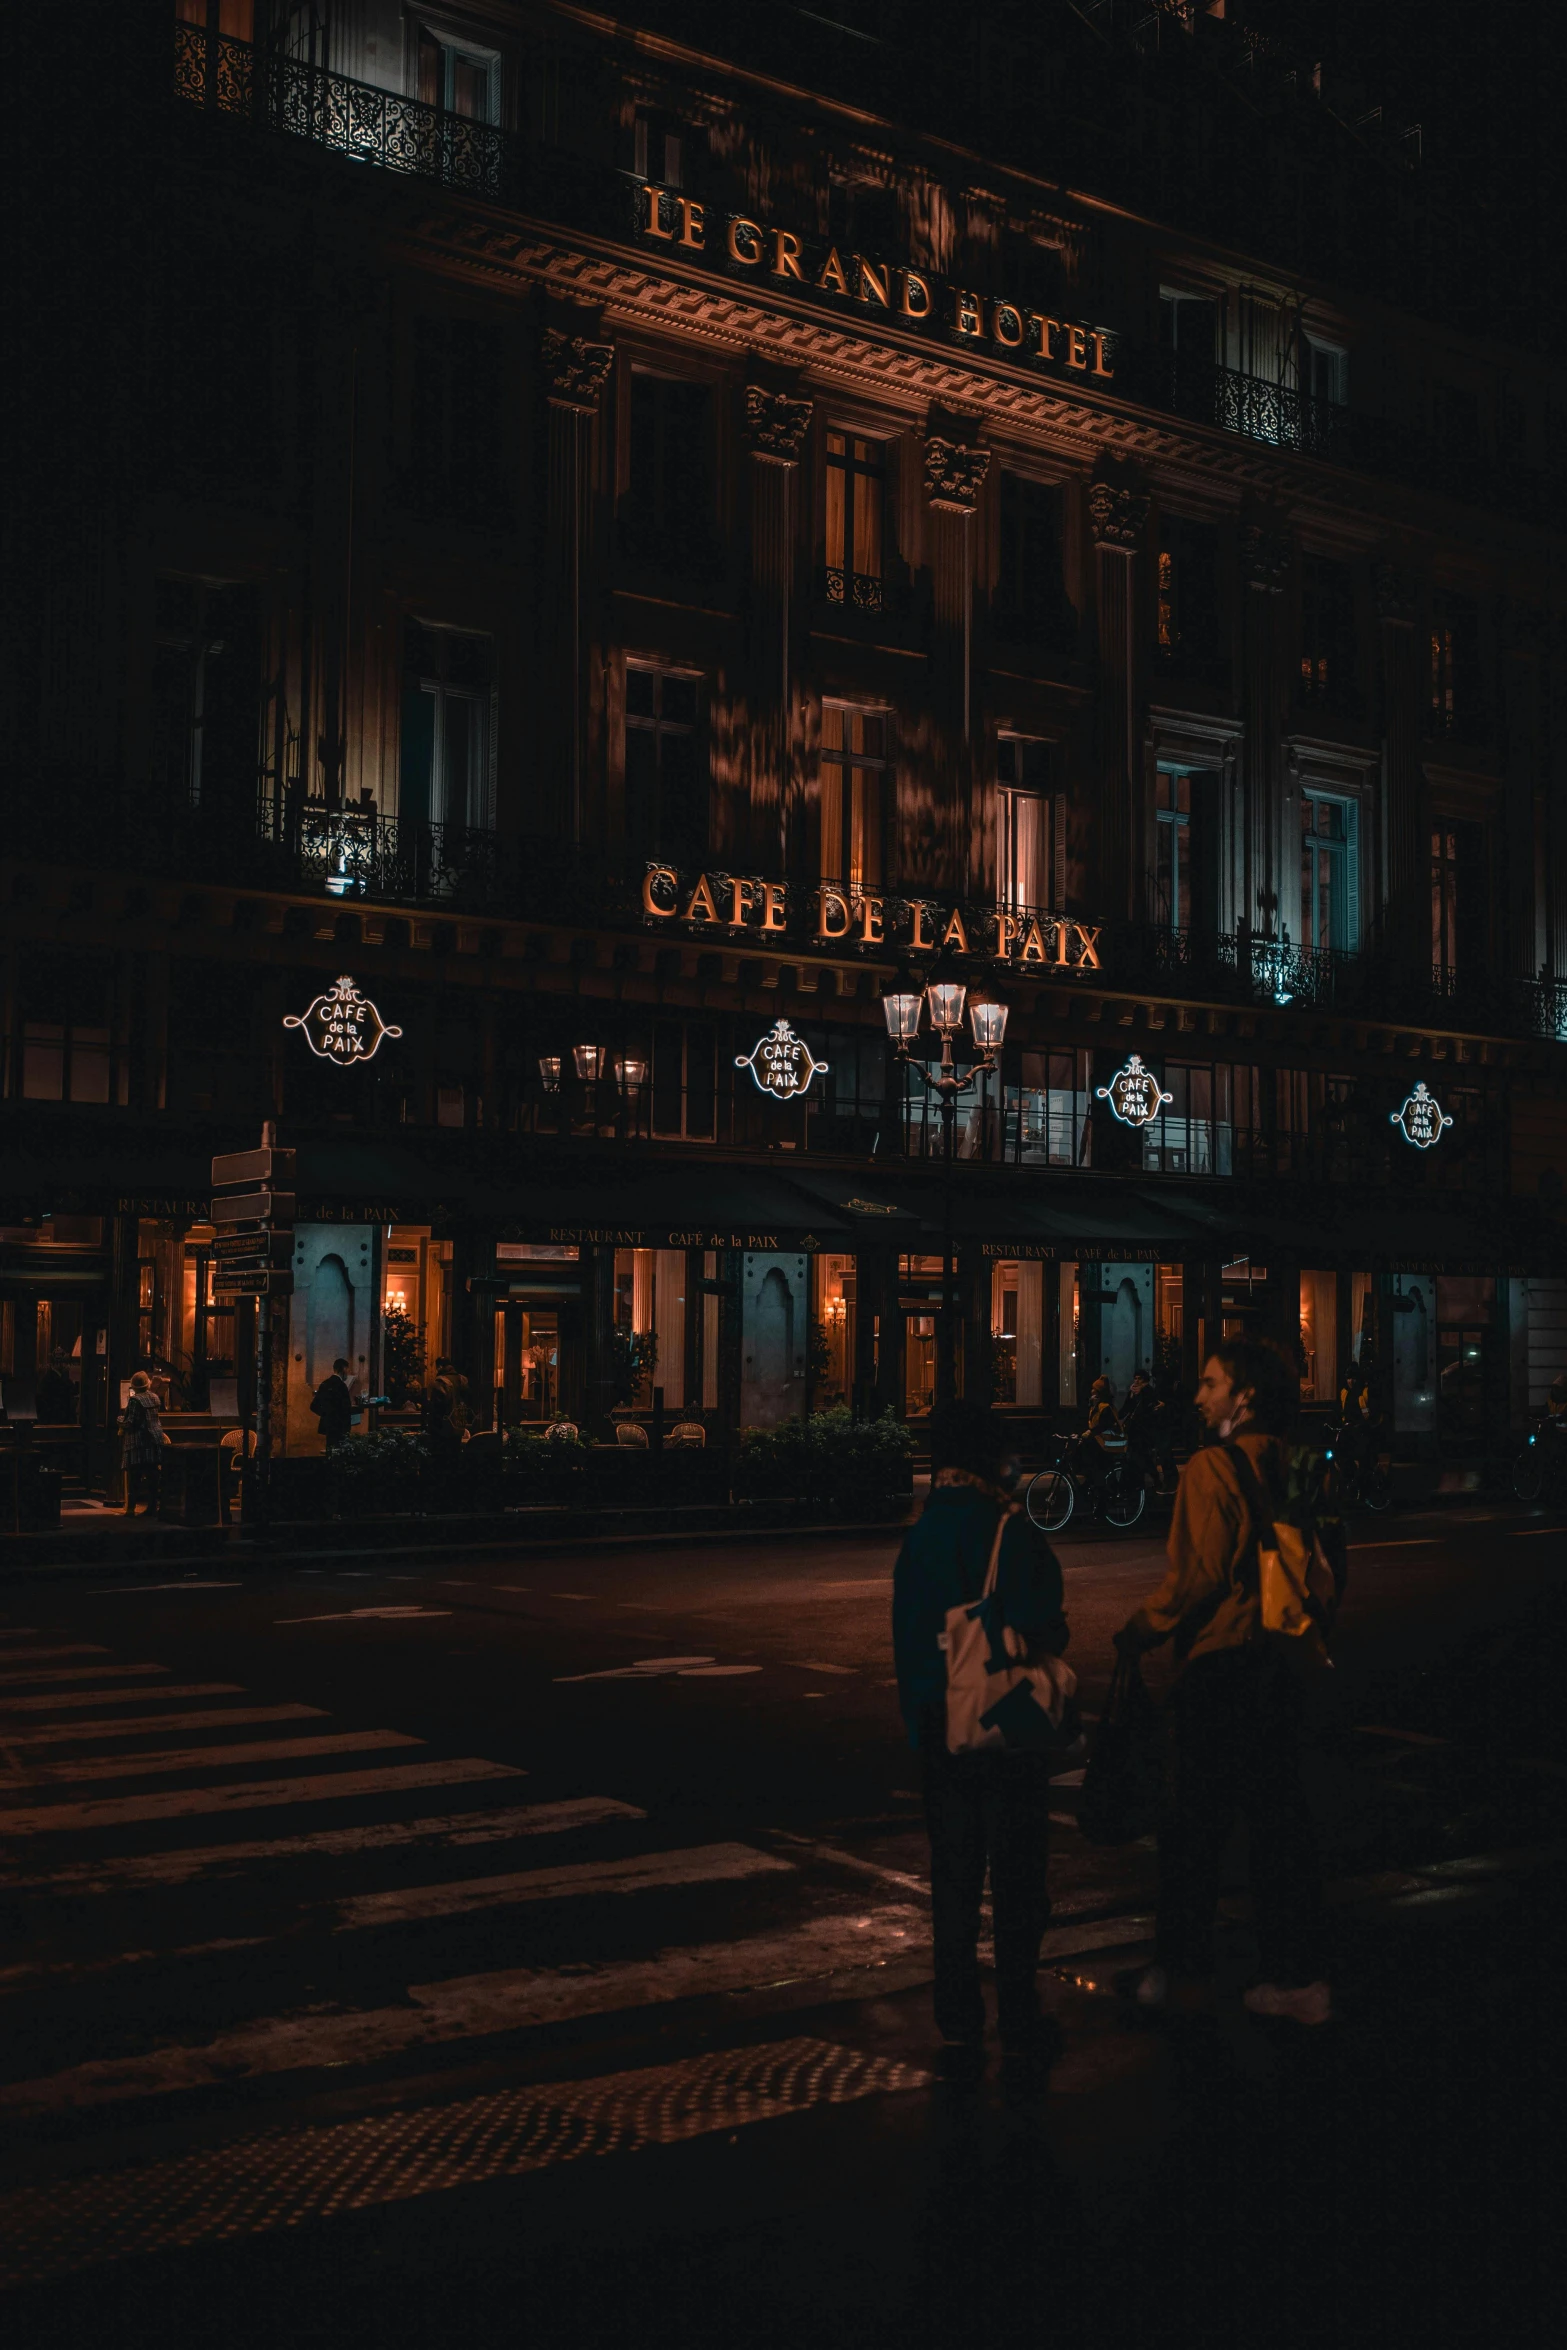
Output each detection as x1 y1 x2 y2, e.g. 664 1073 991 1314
926 979 967 1035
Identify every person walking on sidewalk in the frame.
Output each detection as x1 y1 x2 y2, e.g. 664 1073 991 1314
119 1372 169 1516
1116 1336 1334 2027
893 1401 1069 2074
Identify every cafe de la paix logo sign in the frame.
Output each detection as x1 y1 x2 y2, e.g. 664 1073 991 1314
635 183 1116 387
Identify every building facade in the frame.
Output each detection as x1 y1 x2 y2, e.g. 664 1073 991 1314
7 0 1567 1472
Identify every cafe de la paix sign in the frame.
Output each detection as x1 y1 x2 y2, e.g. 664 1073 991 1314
642 866 1103 971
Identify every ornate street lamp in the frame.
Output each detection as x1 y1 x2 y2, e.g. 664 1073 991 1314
573 1045 606 1080
882 974 1009 1414
538 1056 562 1093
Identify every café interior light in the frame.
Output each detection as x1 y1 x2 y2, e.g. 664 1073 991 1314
968 997 1008 1052
926 979 967 1035
573 1044 605 1081
881 991 923 1044
538 1055 562 1093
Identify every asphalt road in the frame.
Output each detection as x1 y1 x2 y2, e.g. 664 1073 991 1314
2 1502 1566 2348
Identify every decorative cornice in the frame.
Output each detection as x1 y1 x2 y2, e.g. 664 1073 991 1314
744 384 813 464
1373 560 1417 626
924 434 991 514
1088 482 1149 552
542 328 613 413
1242 524 1293 593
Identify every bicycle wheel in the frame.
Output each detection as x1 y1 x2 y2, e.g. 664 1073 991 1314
1513 1448 1545 1504
1026 1467 1075 1534
1363 1460 1393 1513
1101 1468 1147 1530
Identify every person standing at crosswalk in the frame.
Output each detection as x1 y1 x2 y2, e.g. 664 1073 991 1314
893 1400 1069 2075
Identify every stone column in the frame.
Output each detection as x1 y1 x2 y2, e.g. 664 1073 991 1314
743 385 813 869
542 326 614 845
1239 524 1292 950
1374 561 1424 964
924 433 992 893
1088 483 1150 923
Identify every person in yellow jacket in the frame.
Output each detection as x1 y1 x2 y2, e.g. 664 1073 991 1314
1116 1336 1333 2027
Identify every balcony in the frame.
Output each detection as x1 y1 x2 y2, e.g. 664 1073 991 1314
172 18 524 204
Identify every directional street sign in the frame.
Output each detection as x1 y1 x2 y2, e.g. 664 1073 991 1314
211 1189 296 1226
211 1147 297 1191
211 1232 294 1267
214 1270 295 1299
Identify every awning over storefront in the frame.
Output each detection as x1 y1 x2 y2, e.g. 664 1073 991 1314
1150 1185 1567 1276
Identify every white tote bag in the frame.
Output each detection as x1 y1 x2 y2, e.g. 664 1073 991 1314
942 1504 1077 1756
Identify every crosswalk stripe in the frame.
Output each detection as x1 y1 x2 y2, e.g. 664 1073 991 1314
0 1683 244 1715
1 1705 328 1750
0 1756 524 1838
0 1645 110 1666
335 1842 793 1929
0 1664 170 1689
0 1906 932 2113
0 1798 646 1896
0 1729 421 1792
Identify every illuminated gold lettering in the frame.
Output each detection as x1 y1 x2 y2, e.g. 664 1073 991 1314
1020 920 1048 965
909 900 936 952
1030 313 1063 360
817 245 851 295
727 876 755 926
643 185 674 241
1092 330 1114 379
992 302 1024 349
772 230 805 281
953 288 982 337
857 256 890 306
941 907 969 953
858 894 885 946
1055 920 1070 967
728 215 764 264
817 887 852 940
684 874 720 923
1073 922 1103 969
677 198 705 249
641 865 679 917
901 270 932 317
1065 323 1089 371
759 881 787 933
996 912 1020 959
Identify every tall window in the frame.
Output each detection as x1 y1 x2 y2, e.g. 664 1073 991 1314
633 113 683 183
1300 556 1356 707
824 431 884 610
626 372 713 561
150 576 260 818
17 955 114 1106
1301 793 1358 953
1156 516 1219 668
417 26 499 119
400 623 495 830
1006 1049 1092 1167
1305 339 1348 407
1431 821 1486 971
1155 771 1192 931
410 316 502 523
652 1020 717 1140
1141 1063 1234 1178
1159 291 1218 371
1430 591 1479 736
625 667 703 860
996 737 1057 912
820 705 887 890
996 473 1069 642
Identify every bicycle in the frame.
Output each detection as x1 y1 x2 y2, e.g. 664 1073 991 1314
1322 1419 1392 1513
1024 1431 1148 1536
1512 1418 1567 1505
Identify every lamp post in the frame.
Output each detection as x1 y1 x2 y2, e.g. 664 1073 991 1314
882 978 1008 1413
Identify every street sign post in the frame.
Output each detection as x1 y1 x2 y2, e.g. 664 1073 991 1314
212 1123 295 1538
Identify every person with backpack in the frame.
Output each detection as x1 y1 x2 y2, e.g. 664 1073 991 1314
893 1400 1070 2076
1115 1336 1338 2027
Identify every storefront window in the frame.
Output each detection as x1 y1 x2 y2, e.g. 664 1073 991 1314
1004 1050 1091 1167
1298 1270 1338 1403
813 1255 855 1407
1142 1062 1233 1176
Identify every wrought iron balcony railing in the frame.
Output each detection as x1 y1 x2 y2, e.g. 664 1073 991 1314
173 19 523 203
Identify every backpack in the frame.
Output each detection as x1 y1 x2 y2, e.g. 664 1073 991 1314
941 1503 1078 1755
1222 1442 1346 1655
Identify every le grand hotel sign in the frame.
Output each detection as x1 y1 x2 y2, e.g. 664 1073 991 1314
634 184 1117 384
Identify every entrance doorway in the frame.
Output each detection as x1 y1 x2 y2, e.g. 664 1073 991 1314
498 1304 560 1425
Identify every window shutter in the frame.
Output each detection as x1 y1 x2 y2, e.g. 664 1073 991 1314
1344 799 1361 952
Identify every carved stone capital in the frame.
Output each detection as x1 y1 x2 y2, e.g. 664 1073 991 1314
1373 561 1417 626
744 384 814 465
1088 482 1149 552
924 434 992 515
1241 525 1292 594
543 328 613 413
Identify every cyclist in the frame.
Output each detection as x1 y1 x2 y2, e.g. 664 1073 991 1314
1122 1368 1173 1494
